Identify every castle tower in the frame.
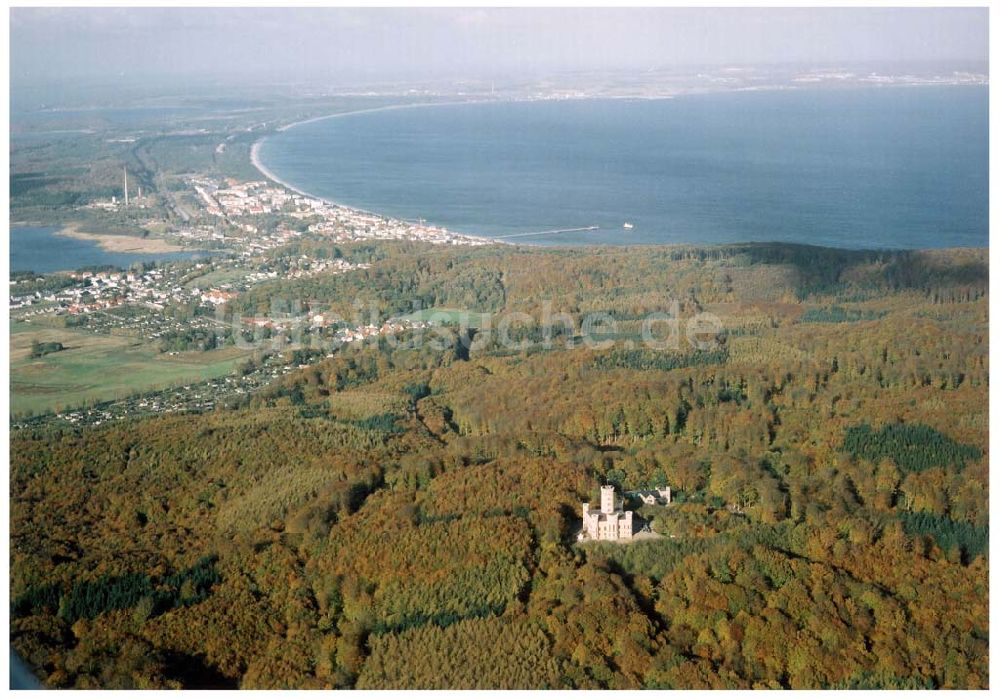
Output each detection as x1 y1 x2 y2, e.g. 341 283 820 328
600 485 616 514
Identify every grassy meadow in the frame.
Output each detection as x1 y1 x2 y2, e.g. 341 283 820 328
10 320 251 416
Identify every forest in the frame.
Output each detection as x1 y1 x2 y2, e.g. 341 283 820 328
9 241 988 688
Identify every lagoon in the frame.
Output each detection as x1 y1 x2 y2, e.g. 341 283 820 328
11 226 212 274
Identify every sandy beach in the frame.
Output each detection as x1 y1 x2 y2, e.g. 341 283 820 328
250 103 501 246
57 225 189 254
251 138 386 220
250 100 482 206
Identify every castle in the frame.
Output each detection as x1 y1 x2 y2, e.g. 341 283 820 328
579 485 634 541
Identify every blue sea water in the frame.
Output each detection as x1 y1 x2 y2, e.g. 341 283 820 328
10 226 212 274
257 87 988 248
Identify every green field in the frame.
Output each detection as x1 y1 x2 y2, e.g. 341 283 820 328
10 320 252 416
182 268 246 289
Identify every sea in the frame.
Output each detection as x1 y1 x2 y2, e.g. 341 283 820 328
256 86 988 249
10 226 212 274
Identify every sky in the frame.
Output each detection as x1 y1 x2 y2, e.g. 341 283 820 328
10 7 990 86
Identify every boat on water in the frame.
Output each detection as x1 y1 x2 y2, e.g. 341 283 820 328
622 222 634 229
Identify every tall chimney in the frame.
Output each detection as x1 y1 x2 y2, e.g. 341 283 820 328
123 166 129 207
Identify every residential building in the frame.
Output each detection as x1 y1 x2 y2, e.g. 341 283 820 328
631 487 672 506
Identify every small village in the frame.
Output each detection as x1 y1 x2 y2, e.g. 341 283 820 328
10 257 372 321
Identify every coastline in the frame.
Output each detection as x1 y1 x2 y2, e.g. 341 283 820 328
250 100 503 245
247 93 804 248
57 225 191 254
273 99 482 133
250 139 381 220
251 99 482 215
248 88 988 251
244 91 823 248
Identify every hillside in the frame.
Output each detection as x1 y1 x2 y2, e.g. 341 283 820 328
10 242 988 689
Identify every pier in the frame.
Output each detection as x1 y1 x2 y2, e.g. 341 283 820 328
494 225 600 240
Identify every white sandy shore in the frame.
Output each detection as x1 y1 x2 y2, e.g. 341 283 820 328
250 140 382 221
273 100 477 133
250 97 694 246
249 101 499 244
250 101 476 214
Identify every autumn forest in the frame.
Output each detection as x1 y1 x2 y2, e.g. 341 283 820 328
10 241 989 688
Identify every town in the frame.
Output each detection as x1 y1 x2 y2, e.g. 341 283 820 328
187 174 492 247
10 162 487 428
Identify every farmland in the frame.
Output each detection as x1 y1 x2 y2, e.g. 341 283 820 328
10 320 252 416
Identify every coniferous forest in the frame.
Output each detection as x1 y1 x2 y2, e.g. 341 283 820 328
10 242 988 688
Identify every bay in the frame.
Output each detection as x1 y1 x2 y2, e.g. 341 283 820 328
257 87 988 248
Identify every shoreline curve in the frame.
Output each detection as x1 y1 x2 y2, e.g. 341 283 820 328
250 100 503 243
